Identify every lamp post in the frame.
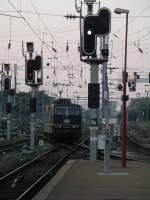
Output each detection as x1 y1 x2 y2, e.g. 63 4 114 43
114 8 130 167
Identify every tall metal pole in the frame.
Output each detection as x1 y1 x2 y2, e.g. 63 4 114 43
30 86 37 150
101 36 111 174
121 12 129 167
0 64 4 119
144 89 149 121
90 63 99 160
85 1 98 160
14 64 17 106
28 51 37 151
77 1 111 161
4 64 12 141
0 64 3 120
19 96 22 122
7 93 11 140
25 42 43 150
101 59 105 119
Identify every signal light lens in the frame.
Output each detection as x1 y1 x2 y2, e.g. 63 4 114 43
88 83 100 108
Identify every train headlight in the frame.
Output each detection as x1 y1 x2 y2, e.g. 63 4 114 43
64 119 70 124
55 125 62 128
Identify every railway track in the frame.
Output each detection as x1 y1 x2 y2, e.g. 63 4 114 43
0 134 89 200
0 133 47 155
0 144 72 200
126 133 150 162
0 138 29 154
1 131 149 199
75 133 150 163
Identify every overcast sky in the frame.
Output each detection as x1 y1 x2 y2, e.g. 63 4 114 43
0 0 150 106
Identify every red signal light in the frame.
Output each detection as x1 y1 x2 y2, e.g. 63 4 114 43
27 60 34 81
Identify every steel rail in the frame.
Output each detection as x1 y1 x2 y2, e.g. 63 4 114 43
17 151 74 200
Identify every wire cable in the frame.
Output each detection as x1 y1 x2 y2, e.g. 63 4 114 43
114 4 150 34
0 12 24 18
7 0 56 56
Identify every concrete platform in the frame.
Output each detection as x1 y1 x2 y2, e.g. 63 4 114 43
33 159 150 200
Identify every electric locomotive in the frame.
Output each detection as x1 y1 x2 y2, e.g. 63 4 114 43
43 98 82 140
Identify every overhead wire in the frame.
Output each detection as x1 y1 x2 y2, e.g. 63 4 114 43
29 0 69 54
4 1 80 73
114 4 150 34
4 1 149 97
111 4 150 66
28 0 77 77
7 0 71 94
0 12 24 18
110 29 150 64
1 2 80 59
2 10 150 18
7 0 56 56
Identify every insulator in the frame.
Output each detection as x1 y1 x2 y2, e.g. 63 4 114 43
66 41 69 52
78 44 80 52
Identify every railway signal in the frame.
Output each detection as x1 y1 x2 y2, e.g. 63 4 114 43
24 42 43 151
83 8 111 55
26 42 34 55
88 83 100 108
26 60 34 81
128 81 136 92
75 1 111 166
127 72 137 92
101 48 109 60
117 83 123 91
4 77 11 90
30 97 36 113
34 55 41 70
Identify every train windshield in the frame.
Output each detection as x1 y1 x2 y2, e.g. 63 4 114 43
55 105 80 115
55 106 66 115
68 106 80 115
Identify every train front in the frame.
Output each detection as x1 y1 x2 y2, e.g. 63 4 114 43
53 104 82 139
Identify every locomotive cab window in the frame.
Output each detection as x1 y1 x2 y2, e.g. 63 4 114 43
68 106 80 115
55 106 66 115
55 105 80 115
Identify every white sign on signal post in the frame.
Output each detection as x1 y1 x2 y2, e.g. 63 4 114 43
90 119 98 131
90 118 97 126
